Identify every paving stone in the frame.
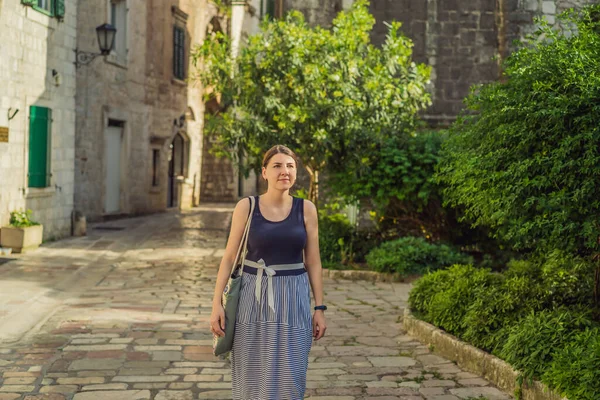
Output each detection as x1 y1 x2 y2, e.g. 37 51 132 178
450 387 511 399
155 391 194 400
368 356 416 367
168 383 194 389
112 376 179 383
39 386 78 393
0 386 36 392
68 359 123 370
132 383 169 389
62 345 127 352
458 378 489 386
56 377 105 385
421 379 456 388
0 395 21 400
81 383 129 390
72 390 151 400
23 395 67 400
196 390 232 399
3 377 37 384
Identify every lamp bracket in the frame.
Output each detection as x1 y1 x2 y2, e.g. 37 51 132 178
74 49 102 68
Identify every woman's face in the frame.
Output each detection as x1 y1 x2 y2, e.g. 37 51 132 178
262 153 297 190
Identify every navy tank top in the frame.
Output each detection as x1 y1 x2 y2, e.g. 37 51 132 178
245 195 307 265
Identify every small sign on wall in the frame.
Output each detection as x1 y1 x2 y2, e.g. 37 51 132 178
0 127 8 143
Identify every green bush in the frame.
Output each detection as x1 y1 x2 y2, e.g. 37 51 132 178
427 265 501 336
462 274 546 354
539 251 596 308
365 236 473 275
408 268 458 316
318 212 354 266
9 209 40 228
436 6 600 258
499 308 596 381
543 328 600 400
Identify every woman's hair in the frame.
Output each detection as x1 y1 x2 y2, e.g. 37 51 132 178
262 145 299 168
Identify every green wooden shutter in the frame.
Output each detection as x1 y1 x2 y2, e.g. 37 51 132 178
21 0 36 6
55 0 65 19
28 106 51 188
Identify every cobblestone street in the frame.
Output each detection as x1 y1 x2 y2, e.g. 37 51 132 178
0 206 511 400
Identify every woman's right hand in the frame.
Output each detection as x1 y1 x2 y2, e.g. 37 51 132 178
210 304 226 337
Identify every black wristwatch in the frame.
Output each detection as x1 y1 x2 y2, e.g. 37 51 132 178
314 305 327 311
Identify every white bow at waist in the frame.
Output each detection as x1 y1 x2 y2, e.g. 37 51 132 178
243 259 305 313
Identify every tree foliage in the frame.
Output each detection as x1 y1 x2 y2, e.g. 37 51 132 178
192 0 431 204
436 6 600 257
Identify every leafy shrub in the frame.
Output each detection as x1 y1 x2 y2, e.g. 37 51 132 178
543 328 600 400
408 268 458 316
539 250 596 308
427 265 501 336
462 274 546 354
9 210 40 228
436 6 600 257
499 308 596 381
318 212 354 266
365 236 473 275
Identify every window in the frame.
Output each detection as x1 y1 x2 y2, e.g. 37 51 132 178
110 0 128 64
28 106 52 188
262 0 281 19
21 0 65 19
152 149 160 187
173 26 186 80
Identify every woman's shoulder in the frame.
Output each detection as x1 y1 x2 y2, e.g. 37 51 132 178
300 198 317 218
233 197 252 219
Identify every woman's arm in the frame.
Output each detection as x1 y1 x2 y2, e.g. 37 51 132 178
303 199 327 339
210 198 250 336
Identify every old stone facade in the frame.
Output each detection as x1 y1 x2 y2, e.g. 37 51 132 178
75 0 211 221
369 0 599 125
0 0 77 240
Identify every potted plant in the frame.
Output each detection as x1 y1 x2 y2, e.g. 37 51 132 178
0 209 44 253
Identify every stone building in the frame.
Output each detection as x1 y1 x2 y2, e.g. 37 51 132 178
75 0 211 222
0 0 78 240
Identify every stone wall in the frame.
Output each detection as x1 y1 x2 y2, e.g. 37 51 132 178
283 0 342 27
0 0 78 240
75 0 209 221
370 0 599 125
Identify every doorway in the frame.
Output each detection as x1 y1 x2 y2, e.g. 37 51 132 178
167 133 184 208
104 121 123 214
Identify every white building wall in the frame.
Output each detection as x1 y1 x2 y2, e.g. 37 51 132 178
0 0 77 241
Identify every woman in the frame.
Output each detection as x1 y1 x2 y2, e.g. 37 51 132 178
210 144 327 400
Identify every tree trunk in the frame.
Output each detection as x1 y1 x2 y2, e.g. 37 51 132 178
305 165 319 208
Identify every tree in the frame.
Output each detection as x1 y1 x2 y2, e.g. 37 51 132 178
192 0 431 206
436 6 600 303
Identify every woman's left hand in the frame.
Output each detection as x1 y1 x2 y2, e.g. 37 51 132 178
313 310 327 340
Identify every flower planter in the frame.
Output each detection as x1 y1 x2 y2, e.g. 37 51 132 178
0 225 44 253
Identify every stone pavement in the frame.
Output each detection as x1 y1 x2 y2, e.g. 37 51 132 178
0 205 512 400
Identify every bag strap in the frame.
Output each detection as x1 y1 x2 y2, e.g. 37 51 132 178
231 196 255 277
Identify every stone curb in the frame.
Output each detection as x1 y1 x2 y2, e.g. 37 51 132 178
403 308 567 400
322 268 420 283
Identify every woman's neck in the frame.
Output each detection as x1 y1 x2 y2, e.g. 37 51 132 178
262 190 291 205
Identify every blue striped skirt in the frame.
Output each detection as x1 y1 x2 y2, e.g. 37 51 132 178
231 266 313 400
